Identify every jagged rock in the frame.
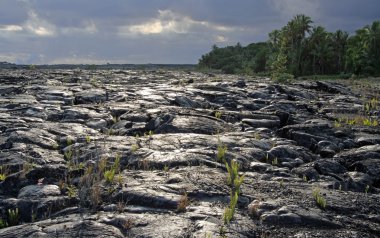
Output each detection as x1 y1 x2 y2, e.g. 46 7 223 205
18 185 61 198
0 69 378 237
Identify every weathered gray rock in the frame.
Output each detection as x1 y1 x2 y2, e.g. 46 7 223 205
0 69 378 237
18 185 61 198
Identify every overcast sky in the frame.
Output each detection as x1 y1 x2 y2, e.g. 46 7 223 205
0 0 379 64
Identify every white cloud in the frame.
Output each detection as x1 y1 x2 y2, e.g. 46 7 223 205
0 25 23 32
215 35 227 43
119 10 239 36
24 10 56 36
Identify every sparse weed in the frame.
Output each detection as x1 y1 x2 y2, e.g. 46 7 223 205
223 191 238 224
64 149 73 160
67 184 77 198
334 119 342 128
163 165 169 174
0 166 8 181
312 187 327 209
104 154 121 184
226 160 244 194
216 137 227 163
131 144 139 152
52 142 59 149
66 137 73 146
223 159 244 224
104 169 116 184
205 232 212 238
177 192 189 212
215 111 222 119
144 130 154 138
112 115 119 124
0 218 8 229
364 98 379 113
254 132 261 140
365 184 370 194
265 153 269 163
280 179 284 188
7 208 19 226
85 135 91 143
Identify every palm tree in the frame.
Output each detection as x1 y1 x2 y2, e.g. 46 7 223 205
268 29 281 49
309 26 329 74
332 30 349 72
284 14 313 75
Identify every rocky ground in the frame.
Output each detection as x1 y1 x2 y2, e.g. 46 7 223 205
0 69 379 238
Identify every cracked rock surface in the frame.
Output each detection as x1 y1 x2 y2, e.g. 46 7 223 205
0 69 379 237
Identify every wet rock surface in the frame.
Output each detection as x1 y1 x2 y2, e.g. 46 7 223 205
0 69 379 237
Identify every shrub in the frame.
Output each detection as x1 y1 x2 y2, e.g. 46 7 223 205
272 72 294 84
0 219 8 229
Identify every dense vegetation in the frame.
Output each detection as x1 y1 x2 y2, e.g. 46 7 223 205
198 15 380 78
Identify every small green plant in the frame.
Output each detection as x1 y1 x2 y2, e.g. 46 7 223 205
0 166 8 181
215 111 222 119
205 232 212 238
362 118 378 127
223 159 244 224
66 137 73 146
52 142 59 149
347 118 357 126
104 169 116 184
116 174 123 187
144 130 154 137
364 98 379 112
225 160 244 194
64 149 73 160
223 191 238 224
265 153 269 163
280 179 284 188
312 187 327 209
131 144 139 152
272 158 278 166
85 135 91 143
112 115 119 124
104 155 121 184
303 174 308 182
22 162 34 174
0 218 8 229
67 184 77 198
216 137 227 163
254 132 261 140
163 165 169 174
7 208 19 226
365 184 370 194
334 119 342 128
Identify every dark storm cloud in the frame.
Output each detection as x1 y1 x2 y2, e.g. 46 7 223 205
0 0 378 64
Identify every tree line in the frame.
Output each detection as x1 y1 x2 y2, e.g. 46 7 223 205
198 14 380 78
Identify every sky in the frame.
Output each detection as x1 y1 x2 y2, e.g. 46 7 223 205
0 0 379 64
